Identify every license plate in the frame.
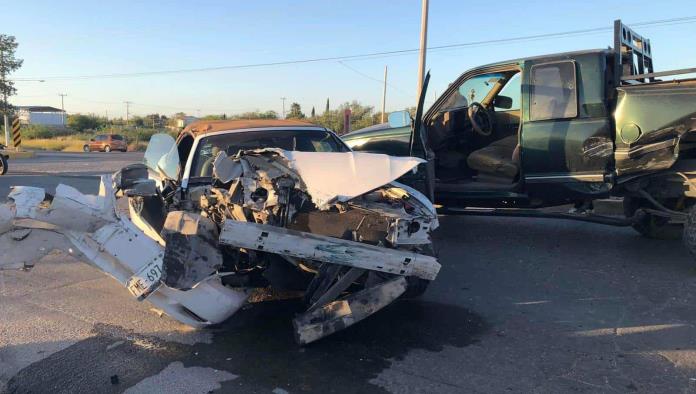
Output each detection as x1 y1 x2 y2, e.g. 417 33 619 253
127 259 163 301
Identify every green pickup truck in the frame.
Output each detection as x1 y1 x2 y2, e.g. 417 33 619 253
343 20 696 257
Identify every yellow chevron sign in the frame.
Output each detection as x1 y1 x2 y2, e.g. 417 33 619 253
11 118 21 148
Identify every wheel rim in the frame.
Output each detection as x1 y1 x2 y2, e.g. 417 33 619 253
83 145 89 152
105 146 110 152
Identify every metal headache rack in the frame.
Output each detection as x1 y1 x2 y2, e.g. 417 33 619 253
615 19 696 85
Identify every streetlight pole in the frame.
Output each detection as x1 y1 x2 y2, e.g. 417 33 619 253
381 65 388 123
58 93 67 126
416 0 429 101
280 97 286 119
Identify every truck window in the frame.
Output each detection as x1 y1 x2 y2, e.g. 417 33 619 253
494 73 521 111
530 61 577 121
441 73 505 111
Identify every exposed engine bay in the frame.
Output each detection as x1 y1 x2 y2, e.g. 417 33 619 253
0 143 440 344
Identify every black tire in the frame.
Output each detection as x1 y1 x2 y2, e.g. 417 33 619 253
83 145 90 152
683 205 696 257
401 244 435 298
104 145 111 153
403 276 431 298
0 154 7 176
624 196 682 240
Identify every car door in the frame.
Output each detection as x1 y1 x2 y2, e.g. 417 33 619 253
519 54 615 199
405 73 436 201
90 135 104 151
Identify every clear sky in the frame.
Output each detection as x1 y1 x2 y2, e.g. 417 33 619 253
4 0 696 118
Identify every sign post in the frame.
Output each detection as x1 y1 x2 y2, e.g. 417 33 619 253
3 114 8 147
11 117 21 150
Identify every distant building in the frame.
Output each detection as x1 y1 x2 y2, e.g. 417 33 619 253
175 115 198 129
17 106 66 126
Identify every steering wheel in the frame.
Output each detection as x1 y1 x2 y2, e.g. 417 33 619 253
467 102 494 137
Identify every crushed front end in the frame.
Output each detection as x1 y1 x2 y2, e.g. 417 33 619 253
0 147 440 344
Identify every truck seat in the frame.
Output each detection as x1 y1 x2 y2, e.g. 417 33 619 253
466 135 519 180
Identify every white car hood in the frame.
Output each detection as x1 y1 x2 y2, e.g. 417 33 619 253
280 151 425 210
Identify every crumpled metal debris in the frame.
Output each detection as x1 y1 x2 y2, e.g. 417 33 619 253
1 148 440 344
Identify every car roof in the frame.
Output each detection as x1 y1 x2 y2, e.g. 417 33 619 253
181 119 323 138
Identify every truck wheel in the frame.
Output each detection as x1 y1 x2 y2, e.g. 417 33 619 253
83 145 90 152
0 155 7 175
624 197 682 240
683 205 696 257
104 145 111 153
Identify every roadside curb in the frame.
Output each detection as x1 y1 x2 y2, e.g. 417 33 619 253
0 150 36 159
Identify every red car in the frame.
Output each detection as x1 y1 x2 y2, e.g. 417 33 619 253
83 134 128 152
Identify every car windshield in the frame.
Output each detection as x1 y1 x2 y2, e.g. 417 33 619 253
190 129 349 178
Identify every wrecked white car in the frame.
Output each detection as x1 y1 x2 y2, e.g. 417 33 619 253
0 120 440 344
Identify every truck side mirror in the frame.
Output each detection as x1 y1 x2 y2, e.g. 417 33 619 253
493 95 513 109
388 110 412 128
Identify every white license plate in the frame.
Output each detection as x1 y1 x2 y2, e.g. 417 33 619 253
127 259 163 301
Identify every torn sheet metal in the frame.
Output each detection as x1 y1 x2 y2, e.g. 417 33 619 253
1 177 248 327
293 276 407 345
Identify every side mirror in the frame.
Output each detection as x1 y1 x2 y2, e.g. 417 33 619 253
387 110 411 128
493 95 513 109
113 163 149 191
90 138 95 142
144 134 180 181
124 179 158 197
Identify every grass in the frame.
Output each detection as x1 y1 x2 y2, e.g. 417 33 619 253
12 125 177 152
21 137 148 152
22 137 89 152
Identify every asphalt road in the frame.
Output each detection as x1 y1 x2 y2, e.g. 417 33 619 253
2 152 696 393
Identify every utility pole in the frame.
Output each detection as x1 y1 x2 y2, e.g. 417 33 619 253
280 97 286 119
124 101 132 126
381 65 388 123
1 48 8 147
58 93 67 126
416 0 429 101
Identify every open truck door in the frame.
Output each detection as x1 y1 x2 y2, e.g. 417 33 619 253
394 72 436 201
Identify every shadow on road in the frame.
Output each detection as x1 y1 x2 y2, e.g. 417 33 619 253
5 299 486 393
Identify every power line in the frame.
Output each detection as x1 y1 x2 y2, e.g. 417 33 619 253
11 16 696 82
337 61 408 94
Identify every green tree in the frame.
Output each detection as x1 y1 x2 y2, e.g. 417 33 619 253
0 35 23 115
286 102 305 119
313 101 375 134
310 106 315 118
67 114 106 132
324 98 330 114
230 110 278 120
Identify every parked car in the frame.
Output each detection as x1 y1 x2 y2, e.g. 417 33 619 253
0 143 7 175
83 134 128 152
343 20 696 261
2 119 440 345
